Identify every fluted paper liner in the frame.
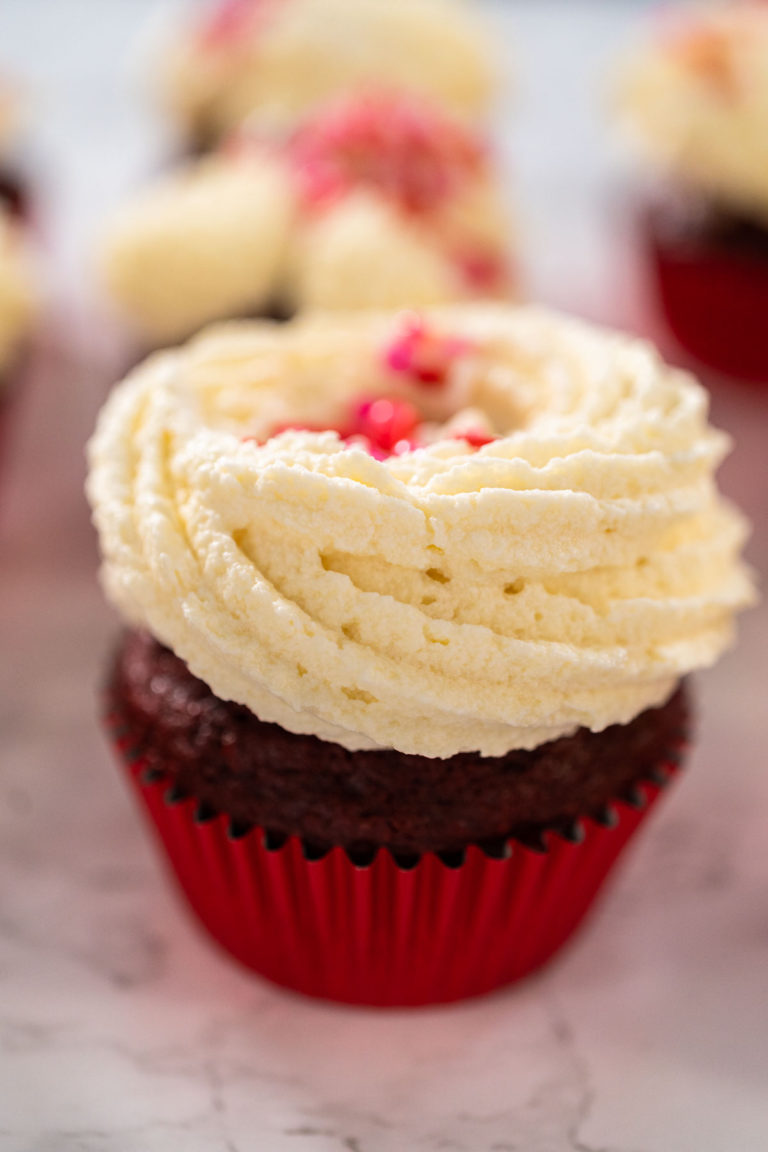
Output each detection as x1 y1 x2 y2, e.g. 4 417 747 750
108 711 683 1006
644 200 768 384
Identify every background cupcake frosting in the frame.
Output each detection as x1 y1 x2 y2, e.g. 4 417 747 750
619 3 768 222
160 0 495 146
100 91 512 342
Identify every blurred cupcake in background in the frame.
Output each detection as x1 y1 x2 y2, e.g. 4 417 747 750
99 91 514 348
0 77 31 221
619 2 768 384
157 0 495 154
0 205 39 469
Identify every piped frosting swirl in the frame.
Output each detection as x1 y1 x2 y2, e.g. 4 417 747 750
87 305 754 757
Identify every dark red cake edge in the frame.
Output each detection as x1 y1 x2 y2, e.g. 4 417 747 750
105 697 687 870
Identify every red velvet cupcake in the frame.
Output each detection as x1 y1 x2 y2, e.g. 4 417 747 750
0 78 40 480
0 77 33 223
619 4 768 383
99 91 514 349
156 0 494 154
87 306 753 1004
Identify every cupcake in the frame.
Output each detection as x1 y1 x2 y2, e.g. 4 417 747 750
0 77 31 221
158 0 494 153
0 204 38 469
87 305 753 1005
99 92 514 348
619 3 768 383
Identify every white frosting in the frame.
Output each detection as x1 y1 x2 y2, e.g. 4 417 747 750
100 102 512 339
100 154 295 345
161 0 494 143
620 4 768 221
0 208 37 378
87 305 754 758
292 195 464 311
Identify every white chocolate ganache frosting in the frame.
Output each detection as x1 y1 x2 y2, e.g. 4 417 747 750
100 92 512 344
87 305 754 758
100 153 295 344
619 3 768 222
161 0 494 144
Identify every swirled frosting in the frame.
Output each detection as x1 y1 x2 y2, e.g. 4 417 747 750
0 207 37 378
161 0 494 144
100 94 512 342
87 305 754 758
619 4 768 221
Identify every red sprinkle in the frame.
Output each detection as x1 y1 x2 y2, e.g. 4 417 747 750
451 428 496 448
455 250 508 293
287 92 486 214
350 397 421 454
244 396 497 457
384 316 472 386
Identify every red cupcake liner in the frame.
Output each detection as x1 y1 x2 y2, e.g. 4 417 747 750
643 208 768 385
108 713 683 1006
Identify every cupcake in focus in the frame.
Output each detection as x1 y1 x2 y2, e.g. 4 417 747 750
158 0 495 153
619 3 768 383
99 92 514 348
87 304 753 1005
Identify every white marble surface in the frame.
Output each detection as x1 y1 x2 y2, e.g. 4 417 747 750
1 3 768 1150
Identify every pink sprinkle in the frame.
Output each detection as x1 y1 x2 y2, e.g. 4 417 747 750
244 400 496 457
451 428 497 449
287 92 486 214
199 0 276 49
244 405 420 458
351 397 421 453
241 420 325 445
455 250 508 292
384 316 473 387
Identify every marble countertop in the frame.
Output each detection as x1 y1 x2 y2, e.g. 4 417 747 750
1 3 767 1150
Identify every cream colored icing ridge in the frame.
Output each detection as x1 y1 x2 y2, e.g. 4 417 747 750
100 154 295 344
87 305 754 758
161 0 494 142
619 4 768 221
0 208 37 378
